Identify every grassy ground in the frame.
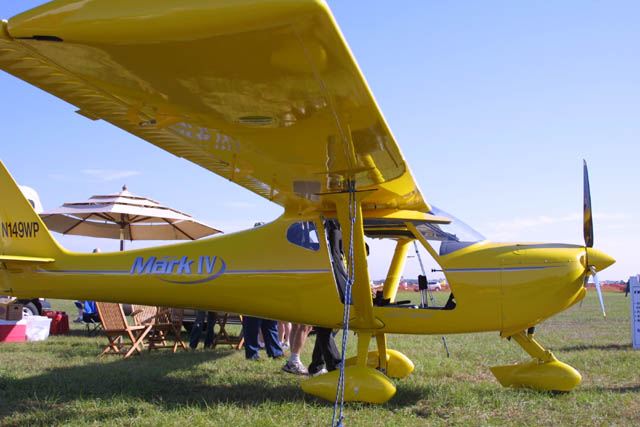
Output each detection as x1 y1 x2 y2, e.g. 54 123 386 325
0 292 638 426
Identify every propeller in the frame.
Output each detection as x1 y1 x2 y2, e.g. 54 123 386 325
583 160 606 317
583 160 593 248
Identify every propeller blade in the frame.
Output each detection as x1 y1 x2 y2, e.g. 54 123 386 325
589 266 606 317
583 160 594 248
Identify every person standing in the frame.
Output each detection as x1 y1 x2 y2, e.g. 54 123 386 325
243 316 283 360
189 310 216 350
241 221 285 360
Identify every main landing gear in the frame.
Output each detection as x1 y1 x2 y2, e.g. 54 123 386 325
301 332 414 404
490 329 582 392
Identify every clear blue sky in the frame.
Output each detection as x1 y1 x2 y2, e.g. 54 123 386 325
1 1 638 281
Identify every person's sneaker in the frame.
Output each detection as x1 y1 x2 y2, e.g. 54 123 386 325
282 360 308 375
73 317 83 323
309 368 328 377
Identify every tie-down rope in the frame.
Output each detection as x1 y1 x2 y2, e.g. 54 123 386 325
332 181 357 427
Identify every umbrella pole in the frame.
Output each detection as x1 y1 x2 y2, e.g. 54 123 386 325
120 227 125 252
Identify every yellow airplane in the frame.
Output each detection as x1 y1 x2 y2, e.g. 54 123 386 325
0 0 615 404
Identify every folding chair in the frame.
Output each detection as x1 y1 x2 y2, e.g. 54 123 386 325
131 305 158 327
129 305 158 350
84 316 103 337
212 313 244 350
76 300 102 336
147 307 187 352
95 302 152 358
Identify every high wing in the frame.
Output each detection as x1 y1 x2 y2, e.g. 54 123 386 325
0 0 428 215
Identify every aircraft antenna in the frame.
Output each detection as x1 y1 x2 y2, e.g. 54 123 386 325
413 241 450 358
333 181 357 427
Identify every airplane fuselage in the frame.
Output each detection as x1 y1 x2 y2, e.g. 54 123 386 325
1 212 598 337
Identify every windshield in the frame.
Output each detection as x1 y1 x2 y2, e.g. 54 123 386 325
416 205 485 256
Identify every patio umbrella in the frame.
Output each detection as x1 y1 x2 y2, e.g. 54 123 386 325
40 185 222 251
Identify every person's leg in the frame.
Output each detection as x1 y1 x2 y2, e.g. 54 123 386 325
261 318 283 358
74 301 84 322
257 328 265 348
242 316 261 359
290 323 312 354
317 327 342 371
285 322 292 343
278 321 291 348
283 323 312 374
203 311 216 348
308 329 325 375
189 310 207 349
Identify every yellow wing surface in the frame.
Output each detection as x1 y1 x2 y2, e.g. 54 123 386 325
0 0 427 215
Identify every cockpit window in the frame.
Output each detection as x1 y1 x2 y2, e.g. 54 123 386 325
286 221 320 251
416 205 485 256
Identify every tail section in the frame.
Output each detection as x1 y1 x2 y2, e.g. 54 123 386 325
0 160 61 262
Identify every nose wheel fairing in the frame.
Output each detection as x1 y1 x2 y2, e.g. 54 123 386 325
491 330 582 392
491 359 582 392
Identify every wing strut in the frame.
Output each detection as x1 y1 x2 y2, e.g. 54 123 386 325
325 182 382 425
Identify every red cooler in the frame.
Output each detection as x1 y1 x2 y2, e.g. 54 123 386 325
0 319 27 342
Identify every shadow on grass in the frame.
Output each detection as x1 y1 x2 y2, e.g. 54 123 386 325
0 349 306 421
594 385 640 393
300 382 444 410
554 343 632 352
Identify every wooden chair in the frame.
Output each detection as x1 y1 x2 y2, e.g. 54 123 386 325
131 305 158 327
147 307 187 352
130 305 158 351
212 313 244 350
95 302 152 358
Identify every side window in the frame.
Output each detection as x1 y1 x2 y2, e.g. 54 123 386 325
286 221 320 251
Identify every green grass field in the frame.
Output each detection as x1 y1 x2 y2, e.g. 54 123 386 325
0 292 638 426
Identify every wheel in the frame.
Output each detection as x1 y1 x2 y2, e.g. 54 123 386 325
22 302 39 318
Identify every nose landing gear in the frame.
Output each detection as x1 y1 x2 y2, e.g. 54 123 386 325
490 330 582 392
